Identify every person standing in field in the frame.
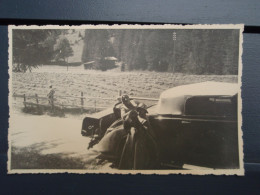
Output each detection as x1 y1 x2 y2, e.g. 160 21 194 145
47 85 55 111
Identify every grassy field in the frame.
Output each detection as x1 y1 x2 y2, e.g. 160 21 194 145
11 68 238 113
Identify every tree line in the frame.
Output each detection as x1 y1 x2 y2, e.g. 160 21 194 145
82 29 239 75
12 28 240 75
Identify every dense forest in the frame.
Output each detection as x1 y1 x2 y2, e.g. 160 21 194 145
82 29 239 75
12 28 240 75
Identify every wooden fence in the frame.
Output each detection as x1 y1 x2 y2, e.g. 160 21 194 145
12 90 159 113
13 92 117 113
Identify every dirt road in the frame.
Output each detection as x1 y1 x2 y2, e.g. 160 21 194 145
9 113 112 170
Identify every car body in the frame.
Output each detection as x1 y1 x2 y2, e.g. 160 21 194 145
81 81 239 169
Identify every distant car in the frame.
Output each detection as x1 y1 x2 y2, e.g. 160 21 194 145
81 81 239 169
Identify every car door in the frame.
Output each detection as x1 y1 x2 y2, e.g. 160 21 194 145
149 95 239 169
180 95 239 168
177 115 238 169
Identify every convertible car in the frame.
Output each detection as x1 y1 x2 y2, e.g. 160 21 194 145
81 81 240 169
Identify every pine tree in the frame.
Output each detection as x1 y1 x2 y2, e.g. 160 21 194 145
53 37 73 63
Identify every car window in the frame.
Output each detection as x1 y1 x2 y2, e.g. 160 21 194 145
184 95 237 117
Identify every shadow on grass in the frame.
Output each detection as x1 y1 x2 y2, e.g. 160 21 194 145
22 105 103 117
11 146 86 170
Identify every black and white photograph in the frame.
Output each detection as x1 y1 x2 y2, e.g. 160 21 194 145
8 25 244 175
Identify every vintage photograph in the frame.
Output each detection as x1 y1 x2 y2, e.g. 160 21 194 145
8 25 244 175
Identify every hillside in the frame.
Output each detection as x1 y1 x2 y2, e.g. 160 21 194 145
63 29 85 63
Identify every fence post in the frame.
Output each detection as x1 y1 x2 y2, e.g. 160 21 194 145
35 93 39 111
94 100 96 112
35 94 39 105
13 92 16 100
81 91 84 113
50 94 54 112
118 90 122 97
23 94 26 108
